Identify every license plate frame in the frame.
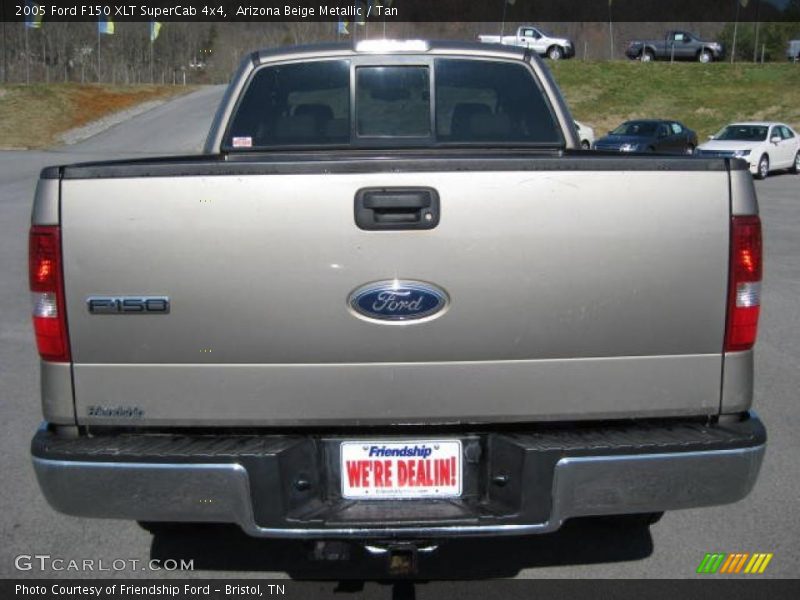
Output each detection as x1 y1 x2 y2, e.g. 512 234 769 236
340 439 463 500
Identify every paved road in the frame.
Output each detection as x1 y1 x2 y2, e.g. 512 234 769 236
0 87 798 587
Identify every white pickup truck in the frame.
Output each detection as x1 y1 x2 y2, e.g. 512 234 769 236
30 41 765 568
479 25 575 60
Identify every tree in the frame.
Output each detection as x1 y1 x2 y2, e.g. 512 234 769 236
719 21 800 61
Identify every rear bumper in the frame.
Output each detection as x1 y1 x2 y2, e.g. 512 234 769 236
32 413 766 539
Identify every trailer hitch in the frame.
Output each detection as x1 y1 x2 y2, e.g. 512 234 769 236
364 541 439 576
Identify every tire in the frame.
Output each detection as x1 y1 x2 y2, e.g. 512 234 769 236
698 49 713 64
792 151 800 174
593 512 665 528
581 140 591 150
686 143 695 155
138 521 184 535
641 49 655 62
548 46 563 60
756 154 769 179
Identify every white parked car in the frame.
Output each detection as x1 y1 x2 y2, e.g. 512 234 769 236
697 122 800 179
575 120 595 149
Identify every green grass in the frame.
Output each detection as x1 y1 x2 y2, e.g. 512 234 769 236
548 61 800 139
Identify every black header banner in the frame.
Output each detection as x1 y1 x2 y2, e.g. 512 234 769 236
2 0 800 23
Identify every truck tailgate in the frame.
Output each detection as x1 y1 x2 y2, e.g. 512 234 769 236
60 161 731 425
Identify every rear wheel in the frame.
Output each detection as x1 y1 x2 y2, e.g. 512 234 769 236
592 512 664 528
757 154 770 179
138 521 185 535
698 49 713 63
686 143 695 155
792 151 800 174
581 140 591 150
548 46 563 60
641 49 655 62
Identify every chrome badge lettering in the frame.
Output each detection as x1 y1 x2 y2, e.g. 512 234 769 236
348 280 449 324
87 296 170 315
87 405 145 419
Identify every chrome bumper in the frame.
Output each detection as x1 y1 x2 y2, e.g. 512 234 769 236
32 415 766 539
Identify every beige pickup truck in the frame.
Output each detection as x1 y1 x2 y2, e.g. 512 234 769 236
30 41 765 557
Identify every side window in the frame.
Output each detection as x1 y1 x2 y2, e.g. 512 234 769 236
673 33 685 42
671 122 683 135
658 124 670 137
435 58 562 144
522 29 534 38
225 60 350 149
780 126 794 139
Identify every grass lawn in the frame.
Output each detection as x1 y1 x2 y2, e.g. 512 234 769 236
0 84 192 149
549 61 800 139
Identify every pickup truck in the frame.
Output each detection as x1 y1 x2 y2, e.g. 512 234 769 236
479 26 575 60
625 31 724 63
30 40 765 556
788 40 800 62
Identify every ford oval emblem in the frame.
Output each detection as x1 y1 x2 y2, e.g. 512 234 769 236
348 280 449 324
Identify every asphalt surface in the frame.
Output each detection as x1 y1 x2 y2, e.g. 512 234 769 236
0 86 798 586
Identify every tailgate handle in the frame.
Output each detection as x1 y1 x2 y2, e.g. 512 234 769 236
355 187 440 231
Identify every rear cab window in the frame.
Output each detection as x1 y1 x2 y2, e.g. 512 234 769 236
223 55 563 151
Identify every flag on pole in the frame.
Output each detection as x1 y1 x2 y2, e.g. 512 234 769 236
25 1 43 28
149 22 162 42
337 20 349 35
356 1 366 26
98 18 115 35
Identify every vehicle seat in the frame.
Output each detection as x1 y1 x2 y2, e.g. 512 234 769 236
450 103 492 139
273 115 317 143
294 104 335 137
470 113 512 139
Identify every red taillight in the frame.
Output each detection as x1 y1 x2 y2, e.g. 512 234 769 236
725 215 762 352
29 225 70 361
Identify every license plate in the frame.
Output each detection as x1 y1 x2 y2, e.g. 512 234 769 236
340 440 463 499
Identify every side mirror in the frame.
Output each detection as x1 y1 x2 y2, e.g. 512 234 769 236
771 136 781 144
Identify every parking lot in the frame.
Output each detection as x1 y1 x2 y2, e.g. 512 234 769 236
0 88 798 583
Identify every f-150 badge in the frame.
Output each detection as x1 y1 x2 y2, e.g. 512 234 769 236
87 296 170 314
348 280 449 324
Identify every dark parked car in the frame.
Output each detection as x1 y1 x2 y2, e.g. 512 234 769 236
625 31 724 63
594 120 698 154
